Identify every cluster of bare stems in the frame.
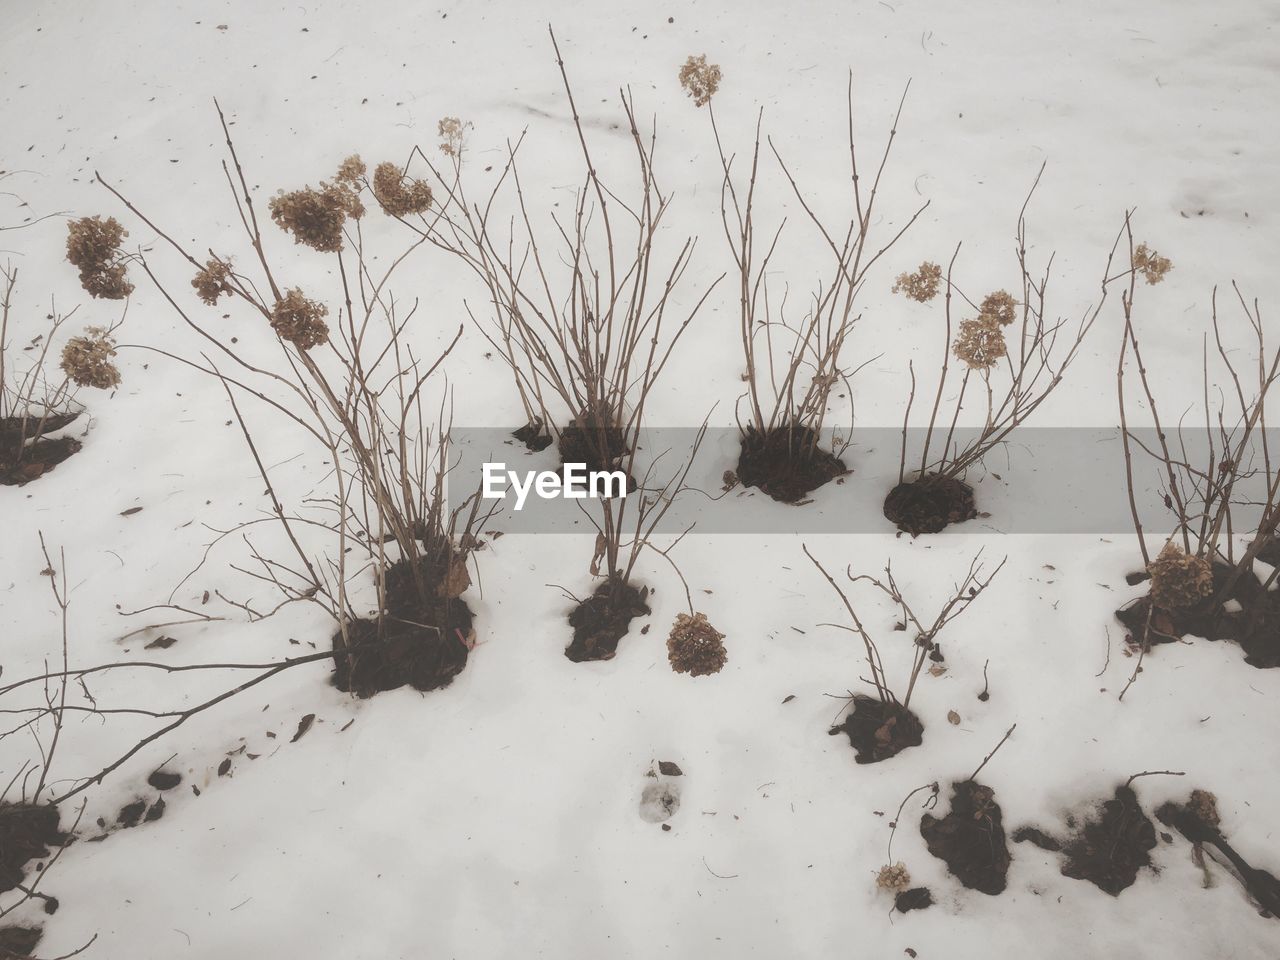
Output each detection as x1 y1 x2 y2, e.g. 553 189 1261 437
897 170 1124 486
803 544 1004 711
87 101 492 652
383 29 717 609
1117 216 1279 617
697 68 927 465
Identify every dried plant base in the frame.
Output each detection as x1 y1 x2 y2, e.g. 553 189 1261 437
736 425 847 504
0 413 82 486
511 421 553 452
1116 562 1280 669
332 555 475 698
0 803 64 894
828 695 923 764
920 780 1011 896
883 473 976 535
565 577 650 663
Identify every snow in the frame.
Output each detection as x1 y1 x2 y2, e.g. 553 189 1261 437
2 1 1279 958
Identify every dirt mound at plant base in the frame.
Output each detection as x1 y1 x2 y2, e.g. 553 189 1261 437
883 474 976 535
920 780 1011 895
566 577 650 662
0 803 65 894
829 695 924 764
736 425 847 503
0 413 81 486
332 554 475 697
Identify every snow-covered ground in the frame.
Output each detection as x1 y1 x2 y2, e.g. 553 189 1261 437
2 1 1279 957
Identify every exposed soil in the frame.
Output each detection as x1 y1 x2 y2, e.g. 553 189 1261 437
894 887 934 913
736 425 847 503
565 576 650 662
0 926 42 958
920 780 1011 895
883 473 977 535
332 551 475 697
557 409 635 493
1116 560 1280 669
1156 795 1280 916
0 413 81 486
1014 785 1156 896
828 695 924 764
0 803 65 894
512 421 553 452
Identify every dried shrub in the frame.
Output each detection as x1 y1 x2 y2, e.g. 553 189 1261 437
978 289 1017 326
1132 242 1172 285
952 316 1006 370
876 862 912 893
372 162 433 217
270 289 330 350
438 117 466 157
65 215 133 300
666 611 727 676
678 54 721 107
1147 542 1213 612
192 257 234 306
892 261 941 303
60 326 121 389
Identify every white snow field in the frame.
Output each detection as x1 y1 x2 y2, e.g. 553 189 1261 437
2 1 1279 958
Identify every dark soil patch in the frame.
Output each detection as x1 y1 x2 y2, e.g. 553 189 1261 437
1156 796 1280 916
0 413 81 486
565 576 650 662
884 473 977 535
557 410 635 493
895 887 934 913
0 926 42 958
1011 826 1062 852
147 769 182 791
736 425 847 503
512 421 553 452
920 780 1011 895
1116 560 1280 669
1059 786 1156 895
828 695 924 764
332 553 475 697
0 803 64 894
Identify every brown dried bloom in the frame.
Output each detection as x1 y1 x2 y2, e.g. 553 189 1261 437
192 258 234 306
335 154 366 184
1188 789 1220 827
66 216 134 300
876 862 912 893
1147 542 1213 612
372 162 433 217
978 290 1017 326
1133 242 1172 285
678 54 721 108
438 117 466 157
953 316 1007 370
892 262 941 303
667 612 727 677
269 186 348 252
270 289 330 350
61 326 121 389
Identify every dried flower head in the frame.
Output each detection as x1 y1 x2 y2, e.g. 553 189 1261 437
892 262 941 303
1133 242 1172 285
1147 542 1213 612
667 612 727 677
65 216 134 300
61 326 121 389
953 316 1007 370
372 162 433 217
876 862 912 893
978 290 1017 326
1188 789 1220 827
678 54 721 108
438 117 466 157
334 154 366 184
270 289 330 350
269 186 348 252
192 257 235 306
